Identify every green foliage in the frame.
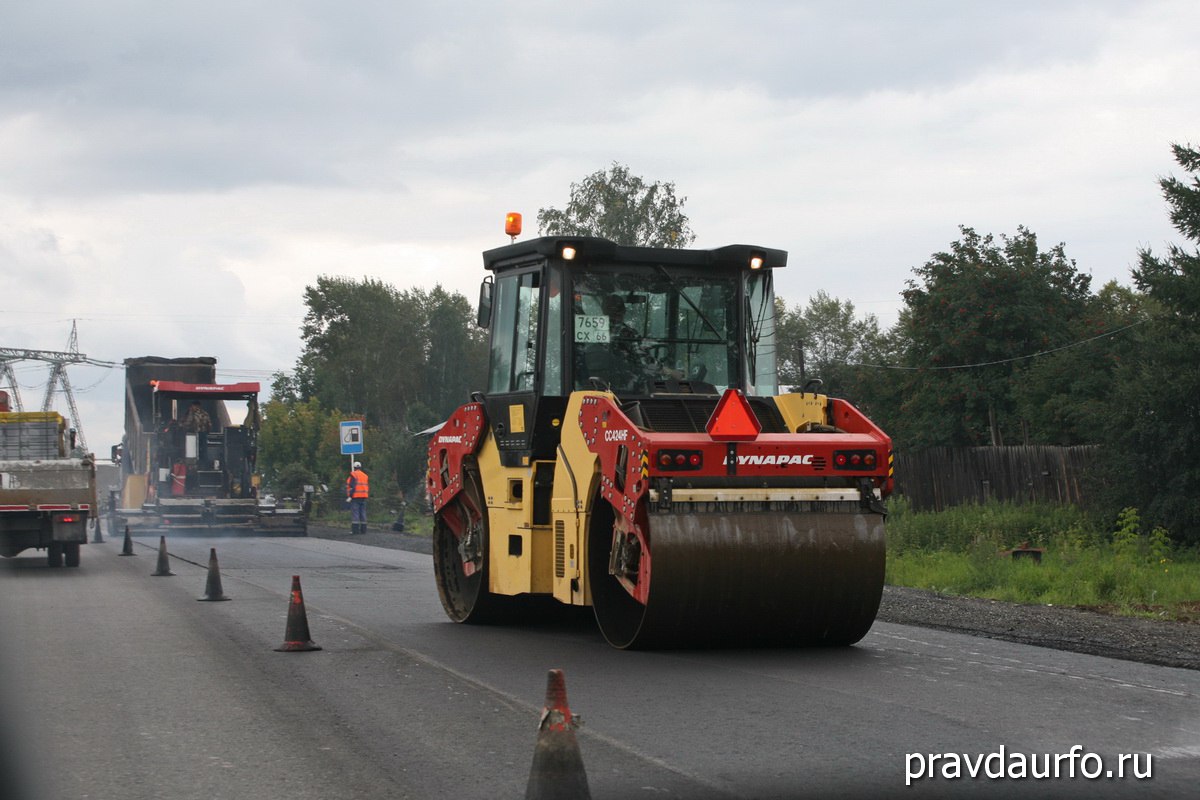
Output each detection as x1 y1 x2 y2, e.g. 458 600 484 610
775 292 890 399
537 162 696 247
776 142 1200 549
417 288 489 423
1009 281 1148 446
885 497 1097 554
1105 142 1200 543
888 547 1200 613
257 397 344 492
292 276 424 428
1109 506 1176 565
261 281 486 502
1149 526 1174 564
272 463 316 500
1110 506 1143 561
374 423 435 505
895 226 1093 448
885 502 1197 616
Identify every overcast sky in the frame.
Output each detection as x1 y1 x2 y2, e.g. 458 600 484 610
2 0 1197 456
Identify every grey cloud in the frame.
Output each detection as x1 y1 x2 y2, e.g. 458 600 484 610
1 1 1144 197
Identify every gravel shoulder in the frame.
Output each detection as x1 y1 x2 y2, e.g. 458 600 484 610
310 522 1200 671
876 585 1200 671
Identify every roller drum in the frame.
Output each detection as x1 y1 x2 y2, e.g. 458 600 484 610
590 507 885 649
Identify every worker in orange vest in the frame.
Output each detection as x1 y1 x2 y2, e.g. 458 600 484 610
346 461 369 535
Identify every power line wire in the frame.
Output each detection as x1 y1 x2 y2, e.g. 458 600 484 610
847 319 1147 371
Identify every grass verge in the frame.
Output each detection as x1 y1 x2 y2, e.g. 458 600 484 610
885 499 1200 622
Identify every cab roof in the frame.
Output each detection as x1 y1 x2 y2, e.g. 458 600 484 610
482 236 787 273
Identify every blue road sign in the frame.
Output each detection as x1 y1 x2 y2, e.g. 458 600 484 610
340 420 364 455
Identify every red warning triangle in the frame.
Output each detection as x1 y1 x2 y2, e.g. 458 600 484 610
705 388 761 441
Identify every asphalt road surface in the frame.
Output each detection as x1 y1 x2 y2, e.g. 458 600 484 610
2 532 1199 799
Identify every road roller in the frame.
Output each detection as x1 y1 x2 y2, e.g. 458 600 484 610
427 227 893 649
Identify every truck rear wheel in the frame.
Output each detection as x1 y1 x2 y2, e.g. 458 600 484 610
64 542 81 568
46 542 64 568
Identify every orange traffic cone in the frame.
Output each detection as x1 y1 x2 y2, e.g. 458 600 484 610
119 525 136 556
197 548 231 601
151 535 174 576
275 575 321 652
525 669 590 800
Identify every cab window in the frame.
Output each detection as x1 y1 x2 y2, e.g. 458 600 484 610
488 271 541 393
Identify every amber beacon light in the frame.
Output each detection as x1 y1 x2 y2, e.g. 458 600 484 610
505 212 522 240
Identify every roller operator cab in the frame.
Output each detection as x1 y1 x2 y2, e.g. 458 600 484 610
427 235 893 649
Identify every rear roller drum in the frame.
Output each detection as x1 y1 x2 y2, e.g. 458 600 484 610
588 499 651 648
589 499 887 649
432 463 532 624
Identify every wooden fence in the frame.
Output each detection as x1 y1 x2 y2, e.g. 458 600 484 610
893 446 1098 512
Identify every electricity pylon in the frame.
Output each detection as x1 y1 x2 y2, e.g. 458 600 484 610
0 321 108 454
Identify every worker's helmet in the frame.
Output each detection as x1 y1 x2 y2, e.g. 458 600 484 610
354 461 362 469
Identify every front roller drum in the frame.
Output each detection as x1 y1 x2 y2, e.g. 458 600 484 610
432 463 540 625
589 507 886 649
432 464 494 623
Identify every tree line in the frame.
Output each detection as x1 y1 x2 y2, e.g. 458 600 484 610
260 151 1200 542
259 281 487 506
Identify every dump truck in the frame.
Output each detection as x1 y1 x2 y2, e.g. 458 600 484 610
0 390 95 567
426 232 893 649
114 357 305 535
